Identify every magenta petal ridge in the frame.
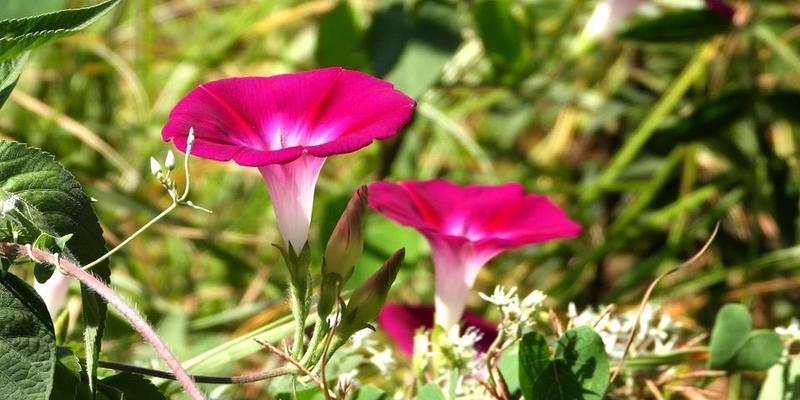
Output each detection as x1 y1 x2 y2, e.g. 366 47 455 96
368 180 581 327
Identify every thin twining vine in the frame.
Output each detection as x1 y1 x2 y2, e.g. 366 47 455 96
81 127 210 272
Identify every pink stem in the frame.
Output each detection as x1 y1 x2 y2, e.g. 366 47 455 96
2 244 205 400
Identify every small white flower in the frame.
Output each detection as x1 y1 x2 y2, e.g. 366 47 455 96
165 150 176 170
368 347 395 375
1 195 19 216
776 319 800 341
479 285 517 306
350 328 374 349
521 290 547 310
149 157 162 176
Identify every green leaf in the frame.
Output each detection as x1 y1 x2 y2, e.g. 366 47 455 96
497 341 520 394
354 384 387 400
50 347 81 400
316 0 368 69
0 51 27 110
0 141 109 392
708 303 755 369
621 10 732 43
98 374 167 400
0 272 56 400
729 330 784 371
519 327 610 400
472 0 523 71
417 383 445 400
708 303 784 371
0 0 120 63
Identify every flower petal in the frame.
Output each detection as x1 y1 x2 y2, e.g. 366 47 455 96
163 68 415 166
378 303 497 355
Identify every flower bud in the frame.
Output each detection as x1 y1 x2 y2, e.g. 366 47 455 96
324 186 368 283
165 150 176 170
337 248 404 338
149 157 162 176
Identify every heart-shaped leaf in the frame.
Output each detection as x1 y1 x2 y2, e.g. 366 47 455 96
708 303 784 371
0 0 120 63
98 373 167 400
0 272 56 400
519 326 610 400
0 141 109 391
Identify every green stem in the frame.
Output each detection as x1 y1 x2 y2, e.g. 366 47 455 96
82 202 177 271
300 320 326 366
289 281 307 359
727 373 741 400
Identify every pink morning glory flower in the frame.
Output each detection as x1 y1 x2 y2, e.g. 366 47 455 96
163 68 415 251
378 302 497 355
368 180 581 328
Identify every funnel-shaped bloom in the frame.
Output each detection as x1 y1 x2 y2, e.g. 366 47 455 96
163 68 415 251
368 180 580 328
378 303 497 355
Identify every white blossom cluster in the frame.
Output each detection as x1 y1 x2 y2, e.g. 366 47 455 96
479 285 547 334
775 318 800 343
349 328 396 375
567 302 681 359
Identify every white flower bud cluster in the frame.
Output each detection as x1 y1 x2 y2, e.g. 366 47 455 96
775 318 800 343
479 285 547 334
568 302 681 359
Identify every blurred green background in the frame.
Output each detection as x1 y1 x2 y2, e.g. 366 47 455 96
2 0 799 397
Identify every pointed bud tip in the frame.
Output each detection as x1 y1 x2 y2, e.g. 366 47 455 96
149 157 162 176
165 150 176 170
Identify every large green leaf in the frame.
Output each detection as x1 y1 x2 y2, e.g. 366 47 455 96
0 272 56 400
0 0 119 63
0 51 27 109
519 327 610 400
417 383 445 400
0 141 109 392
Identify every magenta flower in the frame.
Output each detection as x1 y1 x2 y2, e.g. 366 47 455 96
378 302 497 355
368 180 580 328
163 68 415 251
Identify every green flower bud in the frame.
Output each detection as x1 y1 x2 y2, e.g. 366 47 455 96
324 186 368 284
337 248 405 338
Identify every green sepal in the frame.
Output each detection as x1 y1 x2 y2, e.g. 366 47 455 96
317 271 341 319
337 248 404 338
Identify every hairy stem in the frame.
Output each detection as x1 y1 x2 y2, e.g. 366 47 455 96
1 243 206 400
289 282 307 358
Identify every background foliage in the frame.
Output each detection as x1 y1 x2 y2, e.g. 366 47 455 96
1 0 799 398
